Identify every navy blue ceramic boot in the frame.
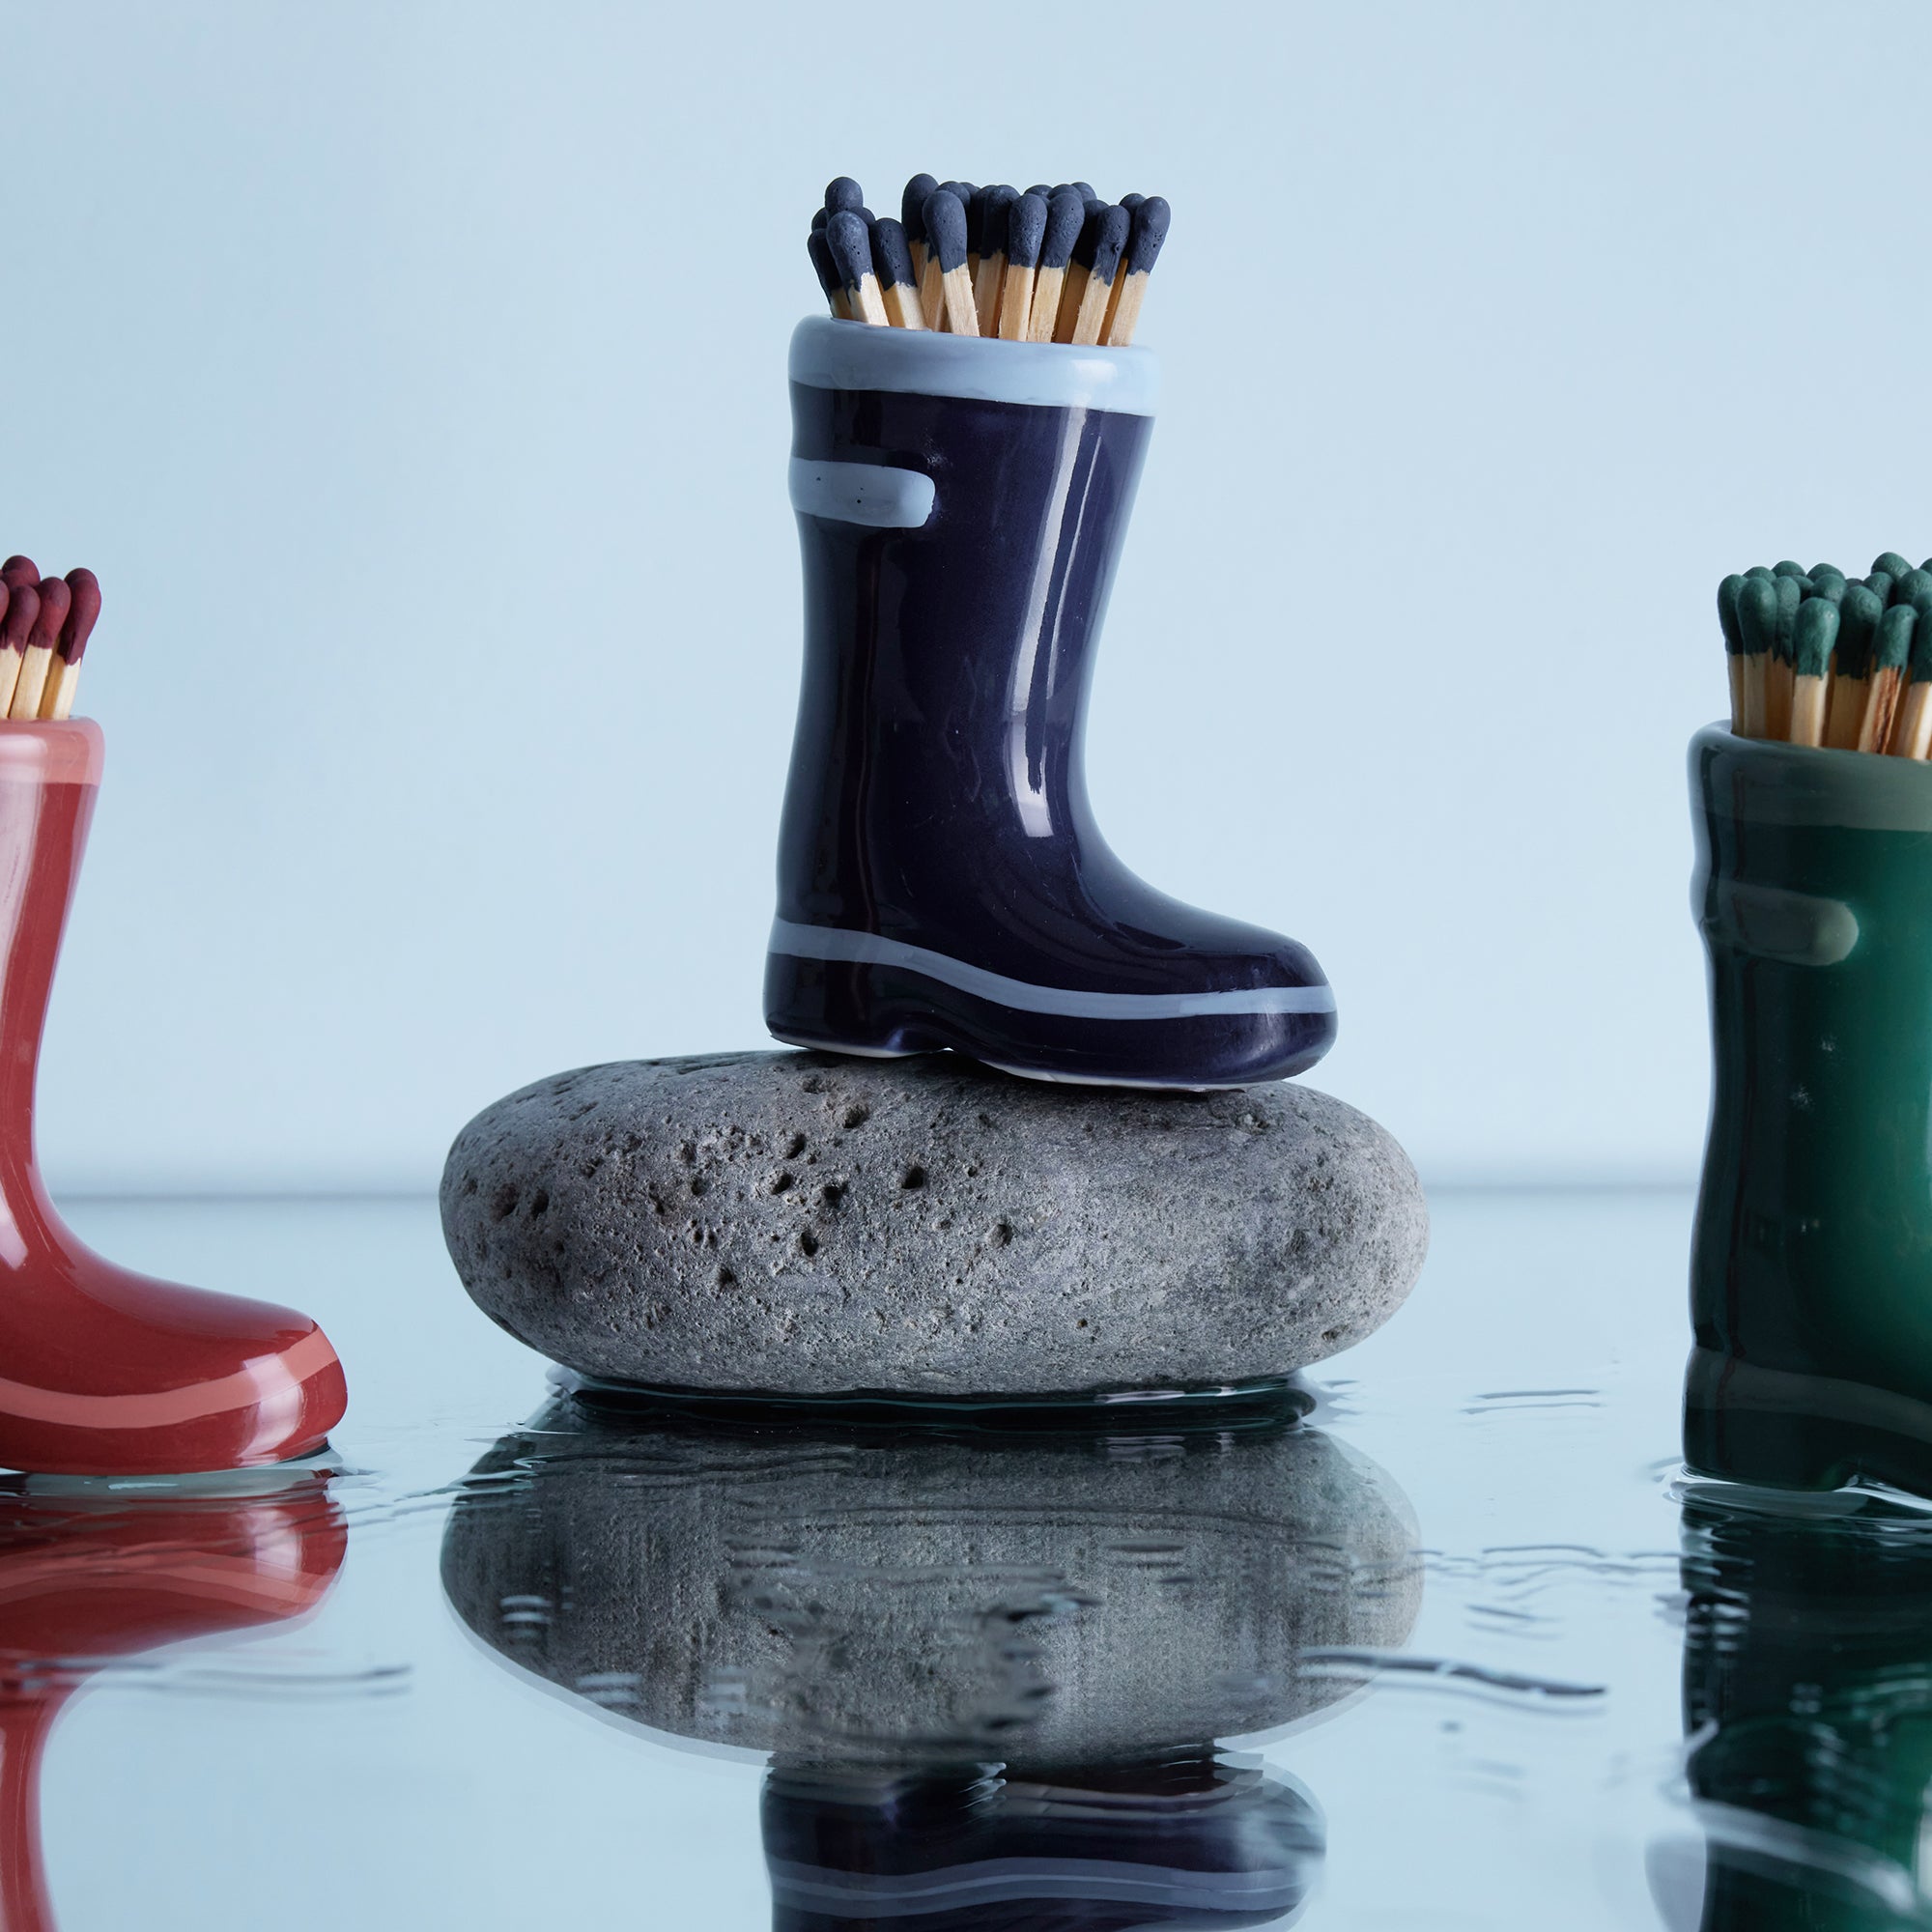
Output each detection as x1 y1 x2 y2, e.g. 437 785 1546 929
767 320 1336 1090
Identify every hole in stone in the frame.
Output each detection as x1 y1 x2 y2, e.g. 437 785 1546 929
528 1187 550 1217
798 1229 819 1259
717 1265 737 1288
842 1104 870 1129
990 1220 1012 1246
1077 1319 1089 1328
818 1182 844 1212
1321 1327 1340 1343
489 1183 520 1223
900 1164 927 1191
771 1171 794 1194
783 1132 807 1159
690 1177 709 1198
461 1176 478 1197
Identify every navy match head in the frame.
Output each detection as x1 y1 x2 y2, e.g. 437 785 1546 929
1070 180 1096 199
1041 188 1085 270
965 185 990 256
1120 191 1146 212
1008 191 1048 270
57 568 99 663
807 227 842 299
923 188 969 273
900 173 937 242
1089 203 1131 284
870 215 918 291
1024 183 1051 199
980 185 1018 258
824 210 875 295
1072 200 1110 270
1126 196 1172 276
824 177 865 215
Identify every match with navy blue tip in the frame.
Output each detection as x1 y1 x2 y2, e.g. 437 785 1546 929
1008 191 1046 269
1040 190 1084 268
1091 204 1129 283
824 177 864 214
871 217 918 291
900 173 936 242
810 208 827 231
1127 196 1171 273
923 190 968 271
825 211 887 325
1070 180 1095 198
1121 191 1146 212
1072 202 1107 269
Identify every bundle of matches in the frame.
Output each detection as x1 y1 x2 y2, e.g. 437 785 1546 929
0 557 99 722
1719 554 1932 757
807 176 1170 347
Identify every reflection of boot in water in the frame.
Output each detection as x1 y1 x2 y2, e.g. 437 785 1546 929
767 321 1336 1090
0 1474 346 1930
1662 1489 1932 1930
0 724 346 1476
761 1749 1322 1932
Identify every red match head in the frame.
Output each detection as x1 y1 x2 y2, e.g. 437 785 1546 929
58 569 99 664
26 579 69 655
0 584 37 653
0 557 38 593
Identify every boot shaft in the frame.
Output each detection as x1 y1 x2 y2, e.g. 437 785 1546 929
780 320 1156 928
0 727 99 1185
1688 724 1932 1485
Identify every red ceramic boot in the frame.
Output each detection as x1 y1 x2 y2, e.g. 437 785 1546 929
0 723 346 1475
0 1472 346 1930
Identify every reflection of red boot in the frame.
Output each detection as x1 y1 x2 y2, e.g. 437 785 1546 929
0 724 346 1475
0 1473 347 1931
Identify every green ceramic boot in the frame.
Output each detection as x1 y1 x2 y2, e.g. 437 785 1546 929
1689 724 1932 1494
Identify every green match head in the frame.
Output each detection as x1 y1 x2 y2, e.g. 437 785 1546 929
1912 613 1932 682
1868 570 1897 609
1773 560 1807 578
1900 567 1932 612
1773 574 1802 662
1876 604 1917 671
1838 583 1885 678
1736 574 1780 659
1807 565 1847 606
1873 552 1914 581
1717 574 1747 653
1792 597 1838 677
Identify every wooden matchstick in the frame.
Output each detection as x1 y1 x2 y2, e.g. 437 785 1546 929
973 185 1017 338
1892 613 1932 758
1718 573 1748 734
1788 596 1836 746
1102 196 1170 346
1027 190 1085 343
923 189 977 335
10 577 65 722
870 217 926 328
40 568 99 722
1735 573 1777 738
807 228 850 319
826 211 889 326
998 191 1047 340
1826 582 1882 748
901 173 937 284
1069 204 1130 344
1053 199 1106 342
1861 604 1916 752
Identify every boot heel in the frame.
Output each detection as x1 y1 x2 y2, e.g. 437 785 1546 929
763 952 946 1059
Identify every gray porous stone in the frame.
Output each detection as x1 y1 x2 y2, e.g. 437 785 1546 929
440 1051 1428 1397
440 1399 1422 1767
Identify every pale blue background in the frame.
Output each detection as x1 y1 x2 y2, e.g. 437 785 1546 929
3 0 1921 1191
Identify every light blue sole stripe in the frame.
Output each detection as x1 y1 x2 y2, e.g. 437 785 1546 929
769 920 1336 1021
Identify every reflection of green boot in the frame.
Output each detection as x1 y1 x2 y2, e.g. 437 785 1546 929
1688 725 1932 1494
1677 1490 1932 1930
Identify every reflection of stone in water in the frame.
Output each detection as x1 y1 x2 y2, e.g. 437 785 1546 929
763 1751 1322 1932
440 1400 1421 1768
1656 1488 1932 1932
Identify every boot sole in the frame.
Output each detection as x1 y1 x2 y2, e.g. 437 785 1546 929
766 947 1334 1090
